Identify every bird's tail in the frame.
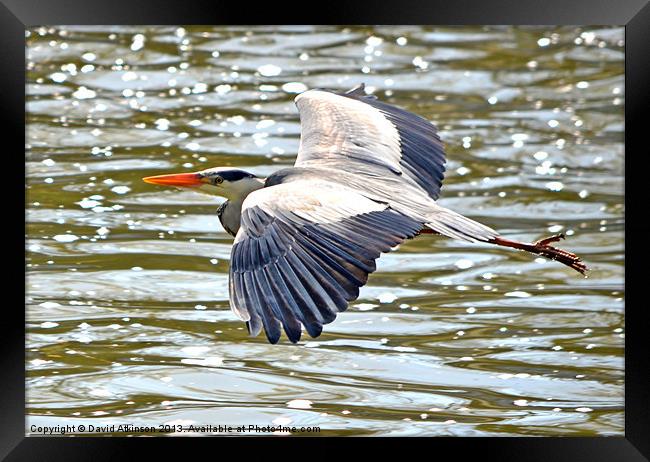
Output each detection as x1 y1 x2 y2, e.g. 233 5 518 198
422 207 587 275
424 207 499 243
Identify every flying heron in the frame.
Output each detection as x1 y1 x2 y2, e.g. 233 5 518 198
143 84 587 344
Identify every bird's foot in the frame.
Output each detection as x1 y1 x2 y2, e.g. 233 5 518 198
530 233 588 276
490 234 589 276
534 233 565 247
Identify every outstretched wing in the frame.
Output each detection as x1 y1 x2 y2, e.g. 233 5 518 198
228 180 423 344
294 84 447 200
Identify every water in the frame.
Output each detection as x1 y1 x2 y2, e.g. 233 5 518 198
26 25 624 436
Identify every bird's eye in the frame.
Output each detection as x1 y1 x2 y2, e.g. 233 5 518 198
214 176 223 185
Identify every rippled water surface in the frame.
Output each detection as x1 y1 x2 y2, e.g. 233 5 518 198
26 25 624 436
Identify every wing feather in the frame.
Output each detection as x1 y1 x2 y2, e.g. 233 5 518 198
228 181 422 343
294 86 446 200
276 256 327 329
283 251 343 319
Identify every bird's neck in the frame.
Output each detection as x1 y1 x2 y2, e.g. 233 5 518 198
217 200 240 237
217 179 265 236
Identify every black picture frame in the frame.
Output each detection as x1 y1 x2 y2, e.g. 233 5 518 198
6 0 648 459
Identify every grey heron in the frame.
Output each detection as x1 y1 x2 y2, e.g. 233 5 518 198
143 84 587 344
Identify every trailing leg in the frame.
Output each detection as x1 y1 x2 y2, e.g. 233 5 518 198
488 233 587 275
418 228 587 275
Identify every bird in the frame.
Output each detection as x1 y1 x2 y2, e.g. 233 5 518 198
143 83 587 344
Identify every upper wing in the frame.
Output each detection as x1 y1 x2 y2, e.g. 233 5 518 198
228 180 422 344
294 84 447 200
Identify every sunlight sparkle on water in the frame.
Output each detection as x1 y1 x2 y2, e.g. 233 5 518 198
76 198 102 209
505 291 532 298
131 34 145 51
545 181 564 192
111 186 131 194
355 303 378 311
155 118 170 130
366 36 383 47
258 64 282 77
287 399 312 409
73 87 96 99
377 292 397 304
282 82 307 93
50 72 66 83
412 56 428 70
53 234 79 243
455 259 474 270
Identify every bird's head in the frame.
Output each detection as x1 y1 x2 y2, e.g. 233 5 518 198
143 167 264 201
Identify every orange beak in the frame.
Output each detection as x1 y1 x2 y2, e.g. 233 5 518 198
142 172 203 187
